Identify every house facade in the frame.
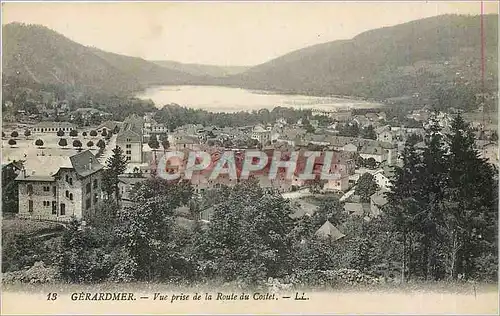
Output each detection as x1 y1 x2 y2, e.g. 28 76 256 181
16 151 104 221
251 126 272 144
116 130 143 163
32 122 76 133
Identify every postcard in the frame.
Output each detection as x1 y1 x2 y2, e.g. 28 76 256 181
1 1 498 315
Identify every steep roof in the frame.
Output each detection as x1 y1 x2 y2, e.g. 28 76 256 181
370 190 389 207
344 203 364 216
116 129 142 142
69 150 104 177
315 221 345 241
16 150 102 181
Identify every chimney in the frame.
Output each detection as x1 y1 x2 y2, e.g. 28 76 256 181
89 157 93 170
22 167 26 178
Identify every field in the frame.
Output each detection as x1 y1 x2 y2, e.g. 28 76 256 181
1 130 102 163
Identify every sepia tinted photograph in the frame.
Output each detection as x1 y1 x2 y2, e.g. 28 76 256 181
1 1 498 314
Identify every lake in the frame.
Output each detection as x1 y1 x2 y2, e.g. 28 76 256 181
136 85 384 113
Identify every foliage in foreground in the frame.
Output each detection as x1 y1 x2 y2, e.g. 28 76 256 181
2 114 497 287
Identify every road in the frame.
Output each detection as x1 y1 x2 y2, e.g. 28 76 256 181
281 188 312 200
97 134 117 165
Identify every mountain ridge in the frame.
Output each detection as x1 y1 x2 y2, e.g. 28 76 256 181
2 14 498 101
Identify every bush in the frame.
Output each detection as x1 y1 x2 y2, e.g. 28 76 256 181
2 261 61 284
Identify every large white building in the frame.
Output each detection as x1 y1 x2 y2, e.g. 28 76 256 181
15 150 104 221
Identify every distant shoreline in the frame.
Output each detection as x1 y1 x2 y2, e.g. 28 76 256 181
135 84 386 113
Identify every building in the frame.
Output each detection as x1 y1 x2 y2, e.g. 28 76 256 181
373 170 392 190
174 135 201 151
97 121 121 134
15 150 104 221
359 146 387 162
116 114 144 163
31 121 76 133
118 176 147 206
377 128 394 143
251 125 272 144
315 221 345 241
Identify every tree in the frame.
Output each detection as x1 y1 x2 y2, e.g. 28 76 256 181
73 139 83 151
8 139 16 147
355 173 379 202
87 141 94 148
103 146 128 201
90 130 98 137
161 136 170 152
365 158 378 169
69 130 78 137
82 131 88 137
115 180 193 281
441 114 497 280
312 195 347 227
58 138 68 149
74 114 84 127
97 139 106 150
57 130 65 137
2 131 5 138
196 180 295 284
101 129 108 137
35 139 44 148
148 134 160 150
10 131 18 138
24 130 31 138
407 133 423 145
308 178 326 194
2 161 22 214
385 139 423 282
361 125 377 140
490 130 498 142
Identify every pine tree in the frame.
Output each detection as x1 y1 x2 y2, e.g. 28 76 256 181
386 139 423 281
417 116 449 280
443 114 497 280
103 146 128 202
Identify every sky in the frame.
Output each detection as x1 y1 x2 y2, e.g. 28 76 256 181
2 1 498 66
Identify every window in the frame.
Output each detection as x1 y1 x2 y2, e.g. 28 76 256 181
27 184 33 195
126 150 131 154
43 186 50 192
52 186 56 196
69 178 73 185
28 200 33 213
126 144 131 148
65 190 69 198
126 138 131 142
93 179 98 189
86 198 91 210
65 175 69 182
127 156 131 161
60 203 66 215
69 193 73 201
86 183 91 194
52 201 57 214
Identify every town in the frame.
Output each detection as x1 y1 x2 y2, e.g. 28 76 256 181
1 7 498 309
2 98 498 222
